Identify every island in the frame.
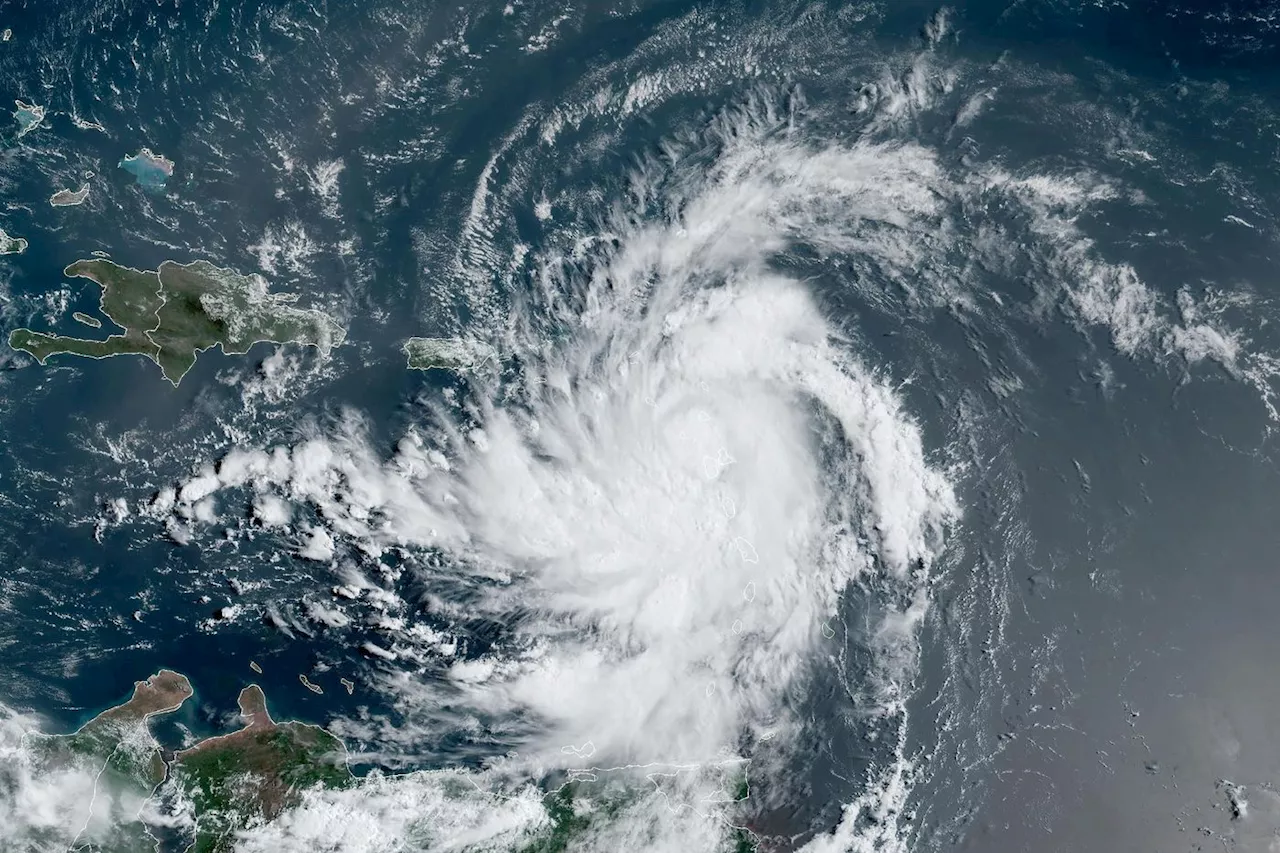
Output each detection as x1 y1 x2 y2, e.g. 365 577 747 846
72 311 102 328
119 147 175 190
50 183 90 206
404 335 497 372
9 257 345 385
72 115 106 132
0 228 27 254
13 98 44 138
171 684 353 853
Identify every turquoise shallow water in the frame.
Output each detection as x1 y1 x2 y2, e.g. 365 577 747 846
119 149 173 190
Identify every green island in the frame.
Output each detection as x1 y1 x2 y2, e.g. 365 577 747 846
404 335 497 372
170 684 354 853
10 257 345 385
0 228 27 254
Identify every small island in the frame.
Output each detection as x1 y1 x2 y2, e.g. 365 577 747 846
0 228 27 254
119 147 174 190
13 98 44 138
72 115 106 132
50 183 90 206
9 257 345 385
404 335 497 372
72 311 102 328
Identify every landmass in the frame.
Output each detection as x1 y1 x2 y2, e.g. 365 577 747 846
50 183 90 206
14 672 356 853
404 335 497 372
13 98 44 138
170 684 353 853
13 670 748 852
510 774 749 853
9 257 345 385
517 784 593 853
119 146 175 190
72 311 102 328
0 228 27 254
22 670 193 852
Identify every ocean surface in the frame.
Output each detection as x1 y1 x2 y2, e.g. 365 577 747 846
2 0 1280 850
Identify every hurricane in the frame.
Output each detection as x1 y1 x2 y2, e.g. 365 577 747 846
142 96 959 851
5 0 1280 850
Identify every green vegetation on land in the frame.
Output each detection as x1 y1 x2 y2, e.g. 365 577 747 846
733 829 760 853
171 685 353 853
404 335 497 372
21 672 754 852
0 228 27 254
516 784 593 853
9 257 345 384
23 671 193 853
21 672 354 853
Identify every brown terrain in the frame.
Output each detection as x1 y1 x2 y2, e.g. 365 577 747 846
84 669 193 729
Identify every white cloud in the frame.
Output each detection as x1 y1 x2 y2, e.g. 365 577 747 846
123 78 1280 849
254 493 293 527
248 221 320 276
0 706 164 851
232 772 548 853
148 97 964 851
298 526 337 562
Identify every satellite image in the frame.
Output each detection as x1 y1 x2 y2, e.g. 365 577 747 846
1 0 1279 850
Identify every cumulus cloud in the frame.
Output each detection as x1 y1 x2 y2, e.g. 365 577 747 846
0 706 163 851
232 772 548 853
994 167 1257 381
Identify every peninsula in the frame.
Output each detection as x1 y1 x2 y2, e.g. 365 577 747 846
171 684 352 852
24 671 193 852
20 672 351 853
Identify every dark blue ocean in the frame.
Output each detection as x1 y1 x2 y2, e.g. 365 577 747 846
3 0 1280 850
